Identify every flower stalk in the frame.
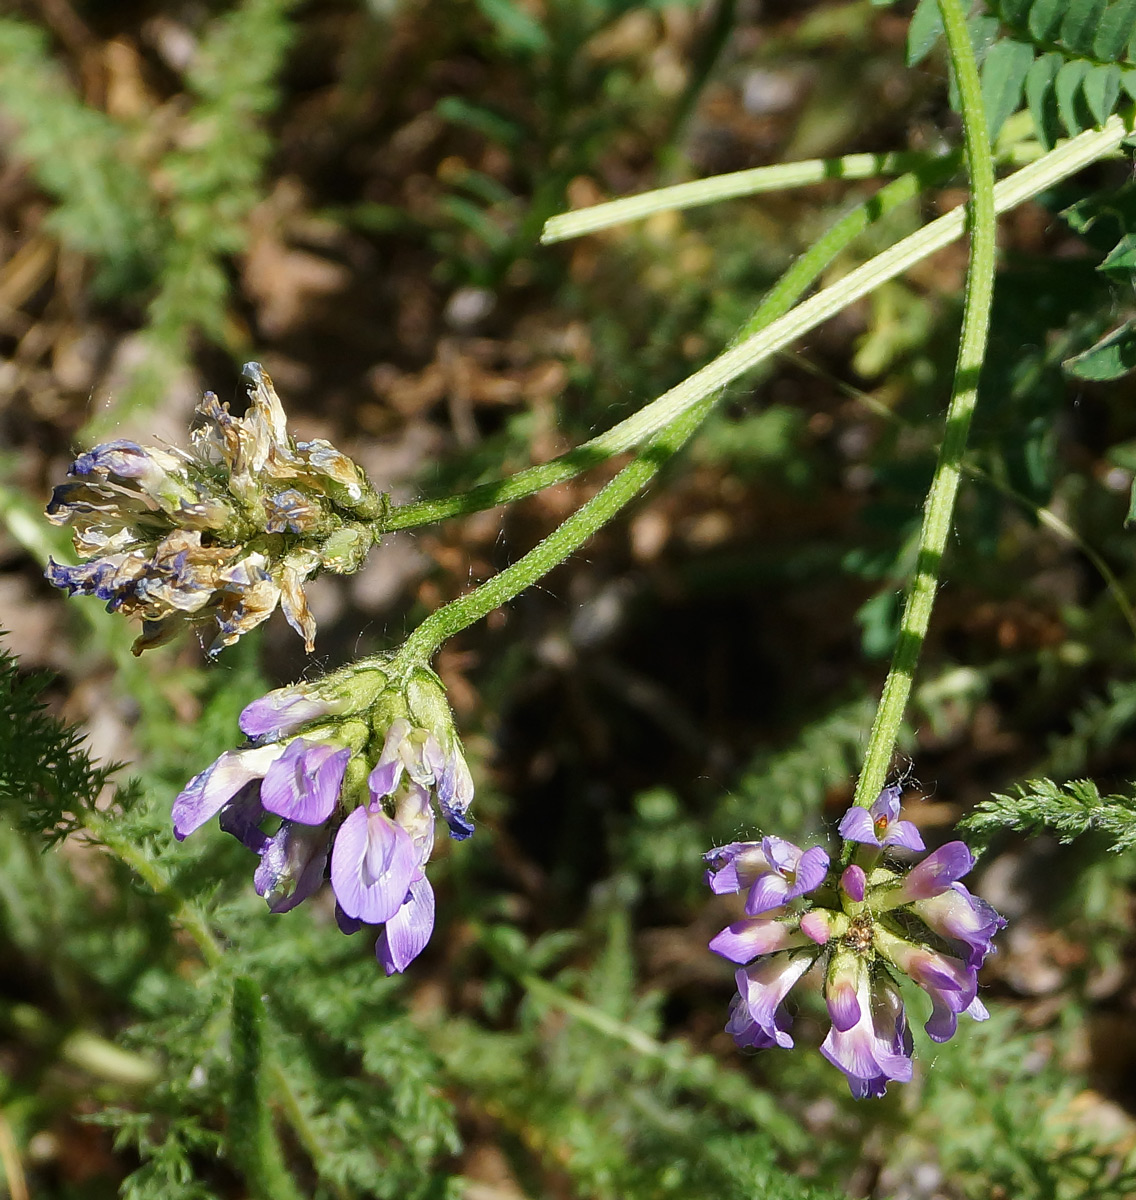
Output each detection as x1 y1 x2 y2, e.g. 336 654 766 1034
850 0 998 814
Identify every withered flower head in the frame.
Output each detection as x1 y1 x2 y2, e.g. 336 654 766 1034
47 363 386 655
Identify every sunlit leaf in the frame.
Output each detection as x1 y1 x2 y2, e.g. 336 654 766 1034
1063 321 1136 379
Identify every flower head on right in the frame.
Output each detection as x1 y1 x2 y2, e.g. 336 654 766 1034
704 786 1005 1098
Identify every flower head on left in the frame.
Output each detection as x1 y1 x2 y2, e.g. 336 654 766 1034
173 658 474 974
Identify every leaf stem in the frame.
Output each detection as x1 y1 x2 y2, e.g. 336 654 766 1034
850 0 998 811
541 148 933 243
397 401 708 665
394 160 949 664
81 812 348 1196
381 118 1129 535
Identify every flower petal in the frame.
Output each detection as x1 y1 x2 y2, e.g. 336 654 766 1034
837 806 879 846
898 841 976 901
260 739 349 825
882 819 925 852
217 782 270 853
254 821 329 913
709 917 805 964
240 686 338 741
172 744 285 839
734 951 816 1050
745 873 791 916
840 864 866 903
330 806 416 924
793 846 830 896
376 877 435 975
436 749 475 840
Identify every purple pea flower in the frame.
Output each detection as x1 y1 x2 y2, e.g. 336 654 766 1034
824 947 866 1033
885 840 976 906
820 973 913 1099
731 950 817 1050
218 783 272 854
370 718 475 841
704 837 829 916
911 882 1007 969
709 915 811 964
704 787 1004 1097
377 877 435 975
173 734 353 921
841 864 866 902
875 930 986 1042
726 993 783 1050
254 821 331 913
838 785 925 852
330 803 417 925
260 738 350 825
172 743 288 840
240 686 346 742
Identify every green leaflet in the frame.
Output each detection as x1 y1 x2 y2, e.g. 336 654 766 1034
1063 320 1136 378
1025 52 1065 146
1096 0 1136 58
982 38 1036 136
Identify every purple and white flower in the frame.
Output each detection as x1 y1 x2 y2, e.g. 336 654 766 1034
820 973 913 1099
172 743 290 840
709 914 811 964
705 836 829 915
732 951 817 1050
704 784 1004 1098
910 882 1006 968
259 739 351 825
883 840 976 906
329 803 417 925
838 785 925 852
254 821 331 913
377 876 435 975
875 930 987 1042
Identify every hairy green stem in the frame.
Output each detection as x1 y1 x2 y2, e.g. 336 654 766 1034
84 813 224 970
397 401 708 665
394 162 946 664
850 0 997 811
230 978 305 1200
541 149 930 243
382 118 1128 535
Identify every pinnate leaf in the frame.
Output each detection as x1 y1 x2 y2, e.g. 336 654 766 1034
906 0 944 65
998 0 1034 26
1026 52 1064 147
1095 0 1136 60
1028 0 1069 41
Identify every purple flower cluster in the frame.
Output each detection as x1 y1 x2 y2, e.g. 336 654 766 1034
705 785 1005 1098
173 665 474 973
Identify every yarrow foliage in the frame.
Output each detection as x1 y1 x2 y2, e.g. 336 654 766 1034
45 362 385 655
705 785 1005 1098
173 660 474 973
